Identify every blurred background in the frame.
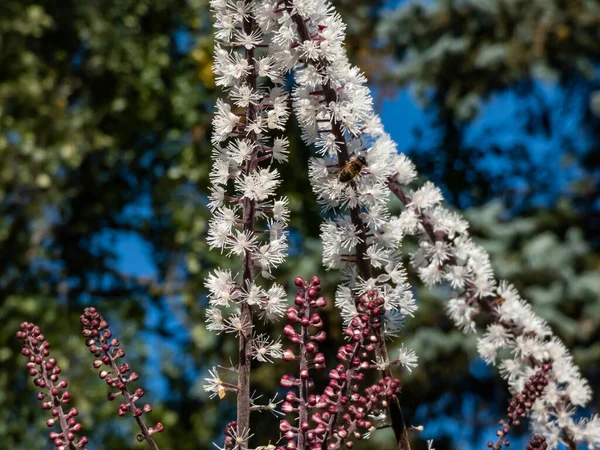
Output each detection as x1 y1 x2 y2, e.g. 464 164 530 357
0 0 598 449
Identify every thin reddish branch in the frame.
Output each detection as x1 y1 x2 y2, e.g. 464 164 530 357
17 322 88 450
80 308 162 450
297 282 311 450
320 341 360 445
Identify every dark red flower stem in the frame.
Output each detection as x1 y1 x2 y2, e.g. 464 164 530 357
103 349 160 450
39 362 78 450
237 12 261 447
17 322 88 450
297 285 311 450
80 308 162 450
320 341 360 445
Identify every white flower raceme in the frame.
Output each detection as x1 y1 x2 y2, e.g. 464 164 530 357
258 0 597 448
262 3 418 444
263 0 416 342
395 178 596 447
206 0 291 333
206 1 292 445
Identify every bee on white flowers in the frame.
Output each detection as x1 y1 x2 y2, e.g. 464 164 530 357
337 155 367 183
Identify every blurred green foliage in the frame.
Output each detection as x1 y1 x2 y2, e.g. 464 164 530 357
0 0 598 449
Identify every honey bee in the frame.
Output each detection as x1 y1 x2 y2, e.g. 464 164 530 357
337 155 367 183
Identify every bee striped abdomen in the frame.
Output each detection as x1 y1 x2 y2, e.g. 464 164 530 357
337 155 367 183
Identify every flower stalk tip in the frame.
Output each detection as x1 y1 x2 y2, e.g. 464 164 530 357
80 307 163 450
17 322 89 450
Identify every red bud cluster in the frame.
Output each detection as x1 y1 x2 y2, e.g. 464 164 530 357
222 421 238 449
488 363 551 449
16 322 88 450
527 435 547 450
80 307 163 449
279 276 327 450
279 281 401 450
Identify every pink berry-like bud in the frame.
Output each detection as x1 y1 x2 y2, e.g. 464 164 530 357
315 297 327 308
282 402 295 414
280 420 293 433
280 374 296 388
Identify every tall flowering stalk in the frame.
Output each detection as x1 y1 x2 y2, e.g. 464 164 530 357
205 0 291 446
387 178 600 449
258 1 417 448
80 307 163 449
17 322 89 450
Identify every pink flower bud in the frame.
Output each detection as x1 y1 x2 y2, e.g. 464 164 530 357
280 374 296 388
283 349 296 361
315 296 327 308
280 420 293 432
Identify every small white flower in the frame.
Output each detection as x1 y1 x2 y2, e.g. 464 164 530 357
237 167 281 201
205 307 225 333
227 138 256 165
203 367 226 399
233 27 263 49
446 297 478 333
222 313 252 337
271 137 290 163
262 283 288 320
205 269 239 307
212 99 240 141
227 426 254 450
272 197 290 222
397 344 418 373
225 229 258 256
408 182 443 210
240 282 266 307
251 334 283 363
230 84 262 108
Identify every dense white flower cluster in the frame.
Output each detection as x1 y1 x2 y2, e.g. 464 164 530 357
259 0 417 341
205 0 290 352
396 183 599 448
252 0 598 448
